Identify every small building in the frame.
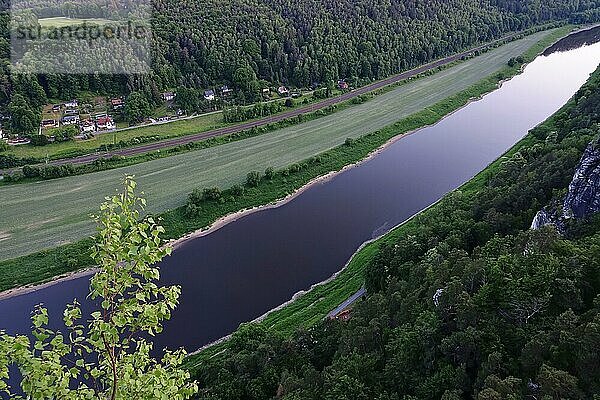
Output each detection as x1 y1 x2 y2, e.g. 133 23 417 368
338 80 349 90
64 100 78 108
334 309 352 321
96 116 116 131
41 119 58 128
61 115 80 125
8 137 31 146
220 85 234 97
93 113 108 121
80 120 96 133
110 98 125 110
277 86 289 96
204 89 215 101
262 88 270 95
162 92 176 102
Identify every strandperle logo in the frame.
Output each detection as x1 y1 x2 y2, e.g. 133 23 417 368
10 0 152 74
13 21 148 42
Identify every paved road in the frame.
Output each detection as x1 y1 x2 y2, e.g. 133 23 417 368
328 288 367 318
3 31 524 173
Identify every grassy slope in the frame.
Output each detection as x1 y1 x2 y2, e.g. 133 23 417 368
0 29 559 262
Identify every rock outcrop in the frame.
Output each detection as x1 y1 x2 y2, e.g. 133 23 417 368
532 141 600 233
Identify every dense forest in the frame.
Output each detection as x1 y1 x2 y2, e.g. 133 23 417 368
0 0 599 135
189 66 600 399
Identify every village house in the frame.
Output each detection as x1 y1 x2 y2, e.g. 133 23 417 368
64 108 78 116
220 85 234 97
204 89 215 101
277 86 289 96
93 113 108 121
80 120 96 133
64 100 78 108
96 116 116 131
41 119 58 129
61 115 80 125
162 92 176 102
110 98 125 110
52 104 61 113
262 88 270 95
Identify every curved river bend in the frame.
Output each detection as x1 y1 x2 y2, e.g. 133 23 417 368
1 28 600 355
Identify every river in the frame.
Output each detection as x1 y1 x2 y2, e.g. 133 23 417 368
1 27 599 361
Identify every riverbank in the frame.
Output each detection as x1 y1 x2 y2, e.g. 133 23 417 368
0 26 572 299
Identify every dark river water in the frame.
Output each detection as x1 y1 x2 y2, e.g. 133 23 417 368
1 27 600 361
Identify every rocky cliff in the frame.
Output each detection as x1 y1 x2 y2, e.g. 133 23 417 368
532 140 600 233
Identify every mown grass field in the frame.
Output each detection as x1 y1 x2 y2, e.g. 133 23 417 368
0 29 561 261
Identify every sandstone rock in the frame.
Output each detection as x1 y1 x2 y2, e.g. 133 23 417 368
531 141 600 233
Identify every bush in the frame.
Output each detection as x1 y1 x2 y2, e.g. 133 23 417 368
21 164 78 180
38 164 75 179
30 135 50 146
202 186 222 201
264 166 275 180
52 125 78 142
246 171 261 187
188 188 203 205
230 184 245 197
312 88 329 99
0 141 8 152
22 165 40 178
186 203 201 217
344 137 355 146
